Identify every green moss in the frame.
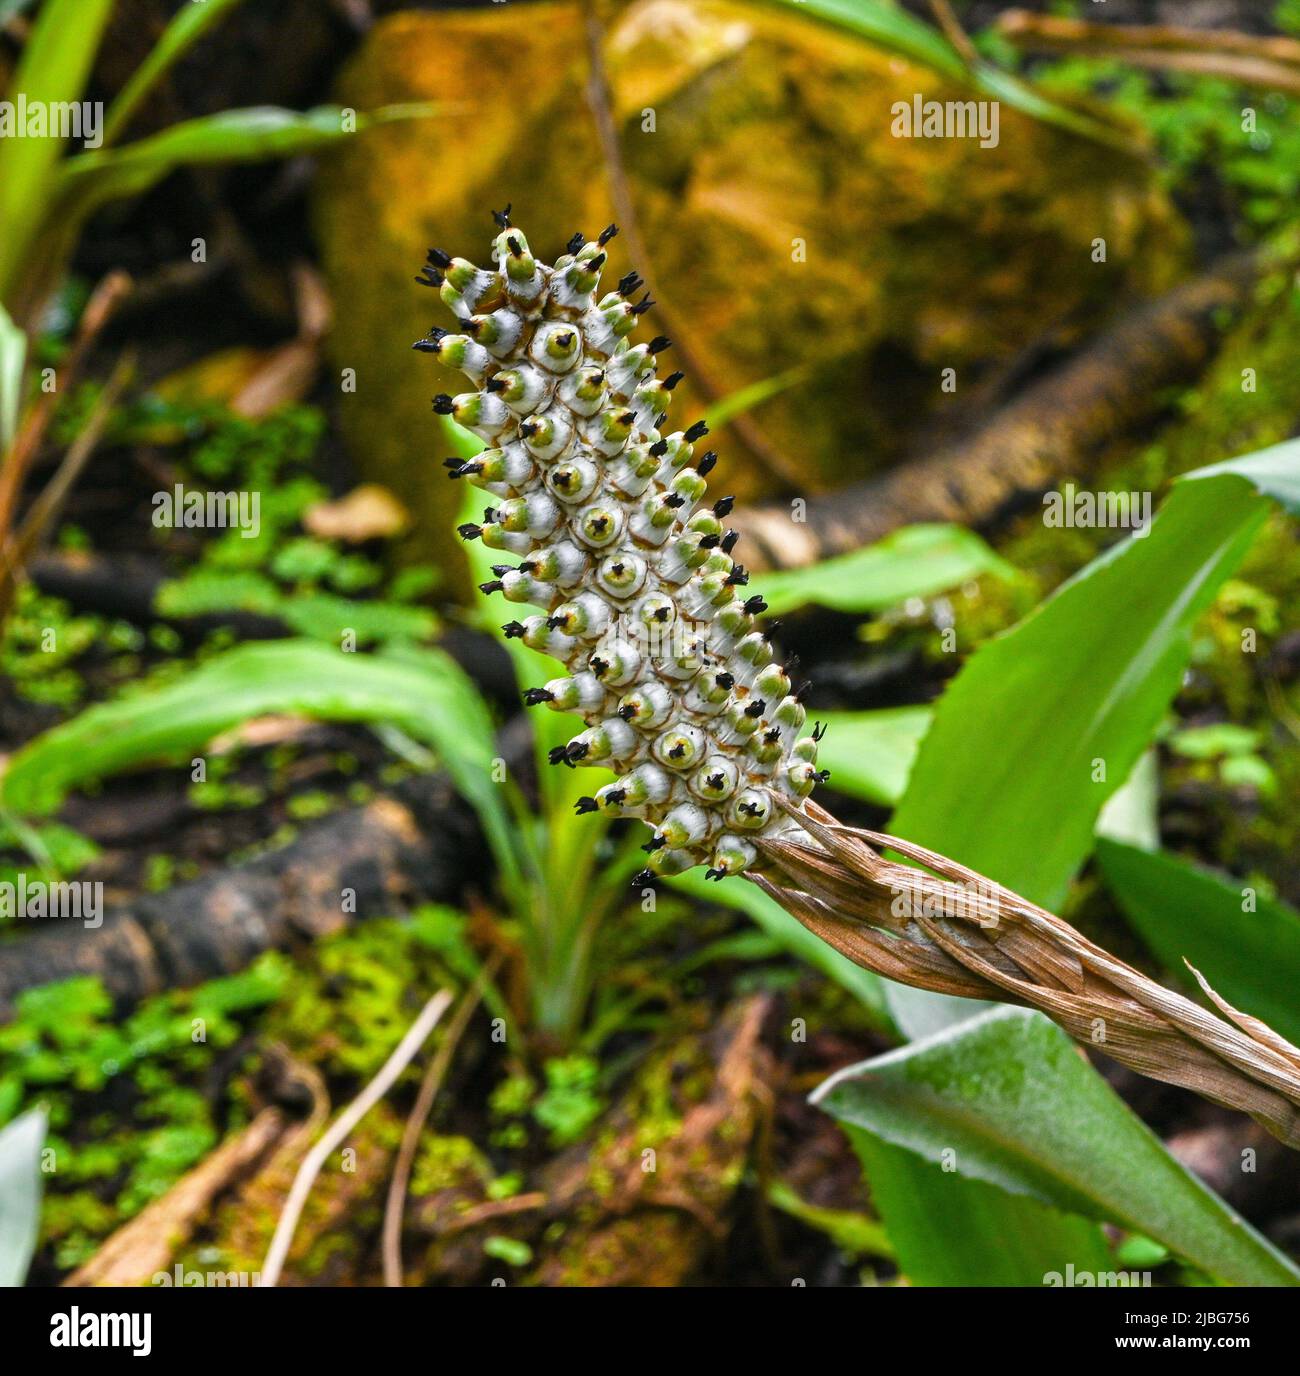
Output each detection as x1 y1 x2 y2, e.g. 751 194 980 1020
532 1056 604 1148
0 583 113 707
284 789 336 821
2 911 481 1277
260 917 464 1081
0 960 289 1269
409 1133 494 1198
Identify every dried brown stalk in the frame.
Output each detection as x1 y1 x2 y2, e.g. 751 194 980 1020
7 350 135 577
381 951 503 1287
260 988 454 1287
997 11 1300 65
578 0 809 494
0 269 133 617
928 0 980 70
754 800 1300 1150
0 271 131 541
996 11 1300 96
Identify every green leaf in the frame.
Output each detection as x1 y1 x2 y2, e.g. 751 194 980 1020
0 817 99 879
2 637 526 903
703 364 810 431
840 448 1296 1283
817 1006 1300 1287
0 1106 47 1286
0 0 114 305
766 0 1128 149
766 0 963 78
0 637 500 833
891 474 1269 924
1180 436 1300 515
801 711 1161 838
815 705 931 807
56 105 435 222
1167 723 1260 759
751 523 1015 617
102 0 249 147
1097 839 1300 1047
851 1134 1114 1287
671 869 893 1029
279 593 437 646
0 300 25 450
12 100 436 325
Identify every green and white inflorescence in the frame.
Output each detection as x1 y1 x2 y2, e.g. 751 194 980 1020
416 209 826 882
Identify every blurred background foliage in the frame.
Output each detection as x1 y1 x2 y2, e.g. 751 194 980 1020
1 0 1300 1288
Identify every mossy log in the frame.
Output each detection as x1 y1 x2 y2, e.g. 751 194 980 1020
733 249 1268 570
524 995 772 1285
0 774 484 1019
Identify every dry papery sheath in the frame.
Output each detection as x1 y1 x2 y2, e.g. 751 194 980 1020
417 208 822 882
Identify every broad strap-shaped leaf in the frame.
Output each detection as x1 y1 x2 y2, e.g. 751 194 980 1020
816 1006 1300 1287
814 705 932 808
892 472 1268 921
1180 437 1300 514
55 106 434 221
0 638 515 872
0 0 114 305
815 710 1162 838
101 0 249 147
836 450 1297 1283
751 524 1015 617
851 1133 1115 1288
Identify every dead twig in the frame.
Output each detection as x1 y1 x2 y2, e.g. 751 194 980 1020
998 11 1300 64
381 952 503 1287
578 0 809 494
0 271 131 547
260 988 455 1287
6 349 135 580
996 11 1300 95
434 1191 548 1239
755 800 1300 1150
928 0 981 70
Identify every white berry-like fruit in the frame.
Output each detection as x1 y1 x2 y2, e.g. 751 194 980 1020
418 211 825 880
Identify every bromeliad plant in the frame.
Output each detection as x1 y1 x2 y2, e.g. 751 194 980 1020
420 212 1300 1152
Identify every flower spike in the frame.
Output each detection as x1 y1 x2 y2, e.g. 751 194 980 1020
418 220 821 876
